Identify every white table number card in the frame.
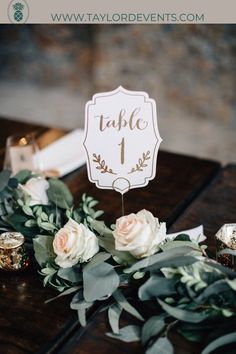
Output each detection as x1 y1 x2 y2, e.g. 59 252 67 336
84 86 162 195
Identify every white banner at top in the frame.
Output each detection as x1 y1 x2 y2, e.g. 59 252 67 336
0 0 236 24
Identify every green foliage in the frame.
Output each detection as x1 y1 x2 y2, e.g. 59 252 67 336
39 262 83 292
70 290 94 326
108 302 122 334
139 275 176 300
201 332 236 354
33 235 55 267
14 169 33 184
174 233 191 241
92 219 136 266
83 261 120 302
2 169 236 354
146 337 174 354
119 256 236 353
141 315 166 347
47 178 73 209
113 289 144 321
124 245 200 274
79 194 104 228
107 325 141 343
0 170 11 192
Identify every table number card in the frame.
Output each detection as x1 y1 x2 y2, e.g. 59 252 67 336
83 86 162 194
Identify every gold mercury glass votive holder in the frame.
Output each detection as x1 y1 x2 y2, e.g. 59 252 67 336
215 224 236 269
0 232 29 271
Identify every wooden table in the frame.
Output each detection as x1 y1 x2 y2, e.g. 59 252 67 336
1 117 235 354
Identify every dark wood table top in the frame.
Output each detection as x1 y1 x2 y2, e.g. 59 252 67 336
0 117 232 354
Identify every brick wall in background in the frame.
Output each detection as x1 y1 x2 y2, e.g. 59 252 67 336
0 25 96 127
95 25 236 123
0 24 235 163
0 25 95 92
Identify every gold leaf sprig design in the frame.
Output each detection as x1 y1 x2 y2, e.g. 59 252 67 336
128 151 151 174
92 153 117 175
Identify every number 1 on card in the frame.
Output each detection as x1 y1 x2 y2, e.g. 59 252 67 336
118 137 125 165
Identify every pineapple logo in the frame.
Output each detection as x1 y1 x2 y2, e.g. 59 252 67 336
13 2 24 22
8 0 29 23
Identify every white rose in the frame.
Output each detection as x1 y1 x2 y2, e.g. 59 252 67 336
113 209 167 259
53 218 99 268
19 177 49 206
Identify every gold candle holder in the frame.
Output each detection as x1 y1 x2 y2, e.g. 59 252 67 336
215 224 236 269
0 232 29 271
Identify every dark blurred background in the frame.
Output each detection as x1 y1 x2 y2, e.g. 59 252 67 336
0 24 235 163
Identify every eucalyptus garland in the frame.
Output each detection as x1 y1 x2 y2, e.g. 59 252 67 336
0 169 236 354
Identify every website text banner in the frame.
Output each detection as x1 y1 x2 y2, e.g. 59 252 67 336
0 0 236 24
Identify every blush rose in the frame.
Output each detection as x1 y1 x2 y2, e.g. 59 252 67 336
113 209 167 259
53 218 99 268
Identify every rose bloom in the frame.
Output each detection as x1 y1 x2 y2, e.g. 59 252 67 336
19 177 49 206
113 209 167 259
53 218 99 268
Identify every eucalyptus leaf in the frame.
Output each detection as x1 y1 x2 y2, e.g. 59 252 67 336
107 325 141 343
93 210 104 219
14 169 32 184
41 267 57 276
91 219 113 237
17 199 24 207
206 260 236 277
77 308 86 327
0 170 11 192
108 302 122 334
201 332 236 354
40 222 56 232
160 240 199 252
146 337 174 354
83 262 119 302
35 206 43 217
49 213 54 224
83 252 111 271
25 219 37 228
226 278 236 291
45 286 81 303
70 291 94 310
174 234 191 241
178 323 207 343
125 247 199 274
22 205 33 216
4 198 13 214
47 178 73 209
41 212 48 221
88 200 98 208
58 267 82 283
158 299 209 323
139 275 176 300
194 279 231 304
72 209 81 223
93 220 136 265
7 212 34 238
113 289 144 321
8 177 18 189
142 315 166 346
33 235 55 266
43 274 51 286
0 203 6 216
